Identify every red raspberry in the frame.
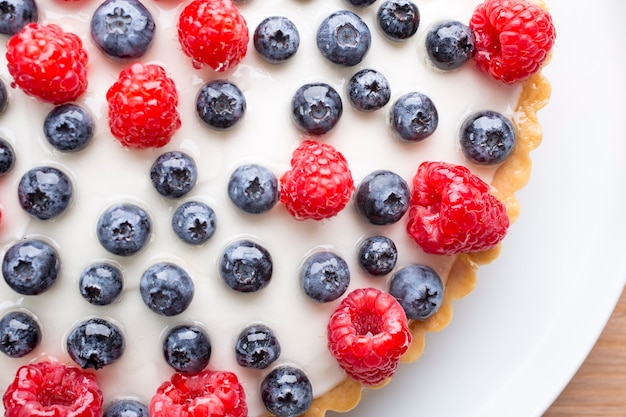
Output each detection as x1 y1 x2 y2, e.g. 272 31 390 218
469 0 556 83
150 369 247 417
177 0 249 71
2 361 103 417
106 62 181 149
327 287 412 386
406 161 509 255
280 140 354 220
5 23 88 104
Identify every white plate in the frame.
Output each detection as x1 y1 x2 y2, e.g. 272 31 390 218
336 0 626 416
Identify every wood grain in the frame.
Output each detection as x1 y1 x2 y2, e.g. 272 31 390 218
542 286 626 416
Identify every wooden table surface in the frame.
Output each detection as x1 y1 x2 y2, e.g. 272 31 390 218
542 286 626 416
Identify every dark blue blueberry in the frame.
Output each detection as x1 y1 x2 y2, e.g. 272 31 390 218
18 166 73 220
2 239 60 295
291 82 343 135
254 16 300 64
228 164 279 214
140 262 194 316
66 317 125 369
316 10 371 66
235 323 281 369
171 201 217 245
300 251 350 303
79 262 123 306
345 0 377 7
162 324 211 373
0 137 15 176
150 151 197 199
347 69 391 112
0 310 41 358
0 0 37 36
358 235 397 276
460 110 516 165
377 0 420 41
220 240 272 293
356 170 410 225
261 366 313 417
0 78 7 115
90 0 155 59
43 104 94 152
425 20 475 70
389 264 444 320
97 203 152 256
104 399 149 417
196 80 246 130
389 92 438 142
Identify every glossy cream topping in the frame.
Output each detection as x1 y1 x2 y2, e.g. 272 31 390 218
0 0 521 415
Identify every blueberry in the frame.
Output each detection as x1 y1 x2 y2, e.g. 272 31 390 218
425 20 475 71
291 82 343 135
79 262 123 306
347 69 391 112
316 10 371 66
300 251 350 303
357 235 397 276
18 166 73 220
389 264 444 320
97 203 152 256
196 80 246 130
228 164 279 214
150 151 197 199
220 240 273 293
0 137 15 176
260 366 313 417
140 262 194 316
356 170 410 225
2 239 60 295
0 78 8 115
460 110 516 165
377 0 419 41
43 104 94 152
389 92 438 142
234 323 281 369
104 399 149 417
171 201 217 245
162 324 211 373
345 0 377 7
0 0 37 36
0 310 41 358
254 16 300 63
66 317 125 369
90 0 155 59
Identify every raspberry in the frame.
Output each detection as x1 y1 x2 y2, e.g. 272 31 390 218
106 62 181 149
150 369 247 417
327 287 412 386
280 140 354 220
469 0 556 83
6 23 88 104
2 360 103 417
406 161 509 255
177 0 249 71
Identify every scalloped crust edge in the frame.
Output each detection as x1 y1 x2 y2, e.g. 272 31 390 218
295 61 553 417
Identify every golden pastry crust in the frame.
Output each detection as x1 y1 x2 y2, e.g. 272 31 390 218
297 70 552 417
